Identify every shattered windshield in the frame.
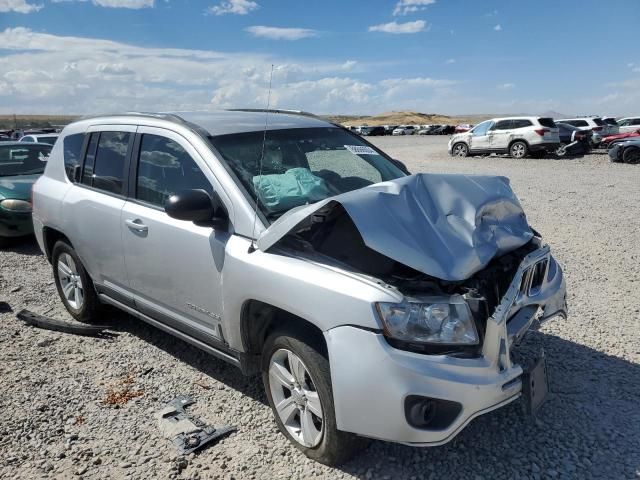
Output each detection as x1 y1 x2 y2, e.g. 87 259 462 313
208 127 405 219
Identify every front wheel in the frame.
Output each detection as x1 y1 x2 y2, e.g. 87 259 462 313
262 331 365 466
622 147 640 164
451 142 469 157
510 141 528 159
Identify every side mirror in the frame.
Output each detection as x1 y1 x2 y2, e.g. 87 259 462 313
165 189 227 228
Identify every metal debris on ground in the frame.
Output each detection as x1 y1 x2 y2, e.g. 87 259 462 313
16 309 112 337
156 396 236 454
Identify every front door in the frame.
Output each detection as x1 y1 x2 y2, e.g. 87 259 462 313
121 127 230 343
468 120 494 152
488 119 514 151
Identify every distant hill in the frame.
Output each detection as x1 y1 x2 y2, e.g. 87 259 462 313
0 115 78 130
326 111 489 126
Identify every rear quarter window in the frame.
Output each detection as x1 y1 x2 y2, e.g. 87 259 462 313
63 133 86 182
537 118 556 128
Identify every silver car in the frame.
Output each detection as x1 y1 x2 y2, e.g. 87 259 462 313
32 111 567 465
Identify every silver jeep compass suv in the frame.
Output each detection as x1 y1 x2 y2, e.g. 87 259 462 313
32 111 567 465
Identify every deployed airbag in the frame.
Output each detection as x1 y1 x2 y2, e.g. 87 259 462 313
253 168 331 213
258 173 533 281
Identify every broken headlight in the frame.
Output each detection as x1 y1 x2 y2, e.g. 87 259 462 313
376 296 479 346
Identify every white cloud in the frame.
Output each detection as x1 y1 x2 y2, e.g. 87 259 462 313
369 20 427 34
0 0 42 13
207 0 257 15
493 24 502 31
392 0 435 16
0 27 460 115
498 83 515 90
92 0 153 7
245 26 317 41
51 0 154 8
446 58 455 64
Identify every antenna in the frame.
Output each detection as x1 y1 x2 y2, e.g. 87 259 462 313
248 64 275 254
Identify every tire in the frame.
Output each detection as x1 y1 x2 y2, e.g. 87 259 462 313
451 142 469 157
52 240 102 323
622 147 640 164
554 144 567 158
509 141 528 159
262 330 366 466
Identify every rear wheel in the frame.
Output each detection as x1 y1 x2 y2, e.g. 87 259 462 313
52 241 102 323
510 141 528 159
555 144 567 158
451 142 469 157
622 147 640 164
262 331 365 465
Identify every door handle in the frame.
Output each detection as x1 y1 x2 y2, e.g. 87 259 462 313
125 218 148 232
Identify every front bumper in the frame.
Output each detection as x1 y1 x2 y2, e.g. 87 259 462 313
326 246 567 445
0 209 33 238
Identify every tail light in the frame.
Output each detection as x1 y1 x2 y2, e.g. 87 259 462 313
534 128 548 136
592 126 603 132
575 132 584 140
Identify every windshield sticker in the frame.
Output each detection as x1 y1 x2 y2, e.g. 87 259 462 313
344 145 377 155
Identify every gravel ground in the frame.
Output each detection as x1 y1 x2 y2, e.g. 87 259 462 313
1 136 639 479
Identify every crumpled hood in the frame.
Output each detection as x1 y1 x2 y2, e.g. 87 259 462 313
258 173 533 281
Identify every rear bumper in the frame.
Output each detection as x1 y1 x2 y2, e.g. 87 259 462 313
326 246 567 446
529 142 560 153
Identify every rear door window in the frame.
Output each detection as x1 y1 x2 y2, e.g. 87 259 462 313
135 134 212 208
63 133 85 182
491 120 513 130
632 118 640 126
592 118 605 126
91 132 131 195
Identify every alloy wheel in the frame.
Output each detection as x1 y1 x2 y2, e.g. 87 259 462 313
452 143 468 156
511 143 526 158
269 348 324 448
57 253 84 310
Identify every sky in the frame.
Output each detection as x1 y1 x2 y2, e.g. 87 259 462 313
1 0 639 116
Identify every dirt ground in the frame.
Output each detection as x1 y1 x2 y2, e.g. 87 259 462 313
1 136 639 479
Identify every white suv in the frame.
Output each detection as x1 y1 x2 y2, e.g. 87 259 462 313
555 117 616 138
32 111 567 465
448 117 560 158
616 117 640 134
392 125 415 135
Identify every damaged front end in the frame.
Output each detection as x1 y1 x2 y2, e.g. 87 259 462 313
259 173 567 357
258 173 567 443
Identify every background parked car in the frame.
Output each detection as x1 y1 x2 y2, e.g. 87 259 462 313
0 142 52 245
555 122 591 157
392 125 415 135
608 138 640 164
359 126 386 136
454 124 473 133
600 128 640 149
449 117 559 159
615 117 640 134
417 125 439 135
383 125 398 135
19 133 59 145
555 117 615 141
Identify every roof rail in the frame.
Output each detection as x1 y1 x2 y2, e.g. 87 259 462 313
78 112 187 124
226 108 320 118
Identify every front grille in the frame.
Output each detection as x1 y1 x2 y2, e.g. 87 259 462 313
519 259 548 297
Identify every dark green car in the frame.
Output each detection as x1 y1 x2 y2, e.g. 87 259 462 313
0 142 52 245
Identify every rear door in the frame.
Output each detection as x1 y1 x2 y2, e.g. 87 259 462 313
61 126 135 303
121 127 230 342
